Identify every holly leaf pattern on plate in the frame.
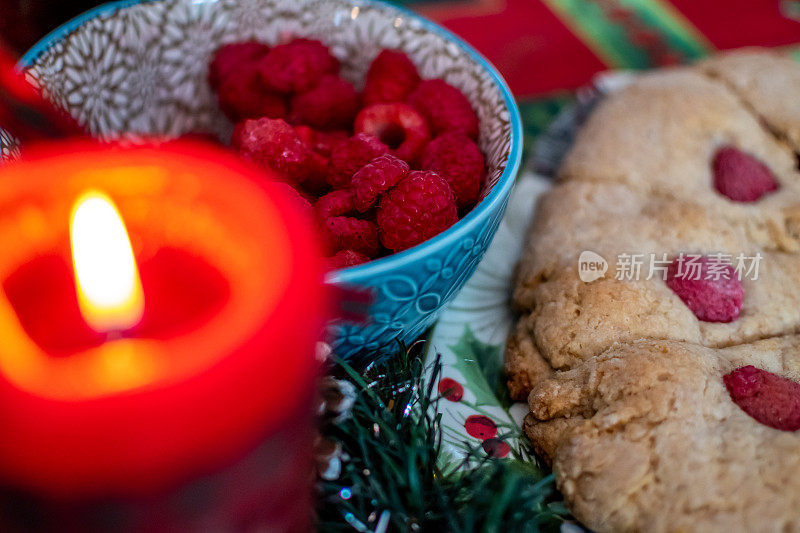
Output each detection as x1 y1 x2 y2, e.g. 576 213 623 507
425 173 552 468
449 325 505 407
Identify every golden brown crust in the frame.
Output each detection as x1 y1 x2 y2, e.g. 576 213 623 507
506 49 800 530
507 180 800 396
527 338 800 532
505 317 552 401
699 48 800 150
557 68 800 252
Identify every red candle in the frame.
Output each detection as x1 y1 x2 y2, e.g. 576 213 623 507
0 141 326 530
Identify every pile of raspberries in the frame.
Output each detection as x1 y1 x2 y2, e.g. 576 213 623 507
208 38 485 269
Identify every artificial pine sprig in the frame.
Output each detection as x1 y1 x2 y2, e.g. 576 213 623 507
316 343 567 532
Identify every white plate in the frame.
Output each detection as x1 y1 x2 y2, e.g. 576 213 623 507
423 171 551 468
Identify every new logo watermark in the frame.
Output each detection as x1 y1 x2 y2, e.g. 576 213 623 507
577 251 763 282
578 251 608 282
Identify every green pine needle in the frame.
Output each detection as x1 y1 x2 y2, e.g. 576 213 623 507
316 344 568 532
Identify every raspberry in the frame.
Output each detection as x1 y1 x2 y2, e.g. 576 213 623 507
724 366 800 431
290 75 359 130
320 216 381 257
209 41 285 122
312 130 348 156
295 126 350 195
302 151 331 196
420 133 485 209
209 41 270 90
266 181 312 217
351 154 409 212
328 133 390 189
377 170 458 252
314 189 356 219
295 126 348 157
259 38 339 93
217 69 287 121
326 249 370 270
354 103 430 163
665 256 744 322
363 49 420 105
408 79 479 139
713 146 780 202
232 118 309 184
293 124 317 146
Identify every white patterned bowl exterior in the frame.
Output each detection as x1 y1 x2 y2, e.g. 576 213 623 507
4 0 522 361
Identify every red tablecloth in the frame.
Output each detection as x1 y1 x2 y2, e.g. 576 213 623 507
416 0 800 97
413 0 800 151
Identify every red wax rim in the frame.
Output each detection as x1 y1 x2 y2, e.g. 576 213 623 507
0 141 328 499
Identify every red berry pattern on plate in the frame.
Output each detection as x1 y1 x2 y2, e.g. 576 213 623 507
438 377 464 402
481 438 511 458
665 255 744 323
712 146 779 202
464 415 497 440
724 366 800 431
208 38 488 269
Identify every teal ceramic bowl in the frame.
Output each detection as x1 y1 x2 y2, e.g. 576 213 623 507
4 0 522 361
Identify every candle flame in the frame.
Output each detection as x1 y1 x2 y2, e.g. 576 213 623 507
70 190 144 333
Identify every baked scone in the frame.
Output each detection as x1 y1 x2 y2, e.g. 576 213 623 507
508 51 800 399
526 337 800 532
508 49 800 529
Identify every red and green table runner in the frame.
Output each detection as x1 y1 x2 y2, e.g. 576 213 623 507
407 0 800 153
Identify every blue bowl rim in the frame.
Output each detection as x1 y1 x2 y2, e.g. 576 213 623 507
19 0 523 286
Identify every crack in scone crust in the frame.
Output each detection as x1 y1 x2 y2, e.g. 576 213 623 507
508 49 800 532
697 48 800 153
